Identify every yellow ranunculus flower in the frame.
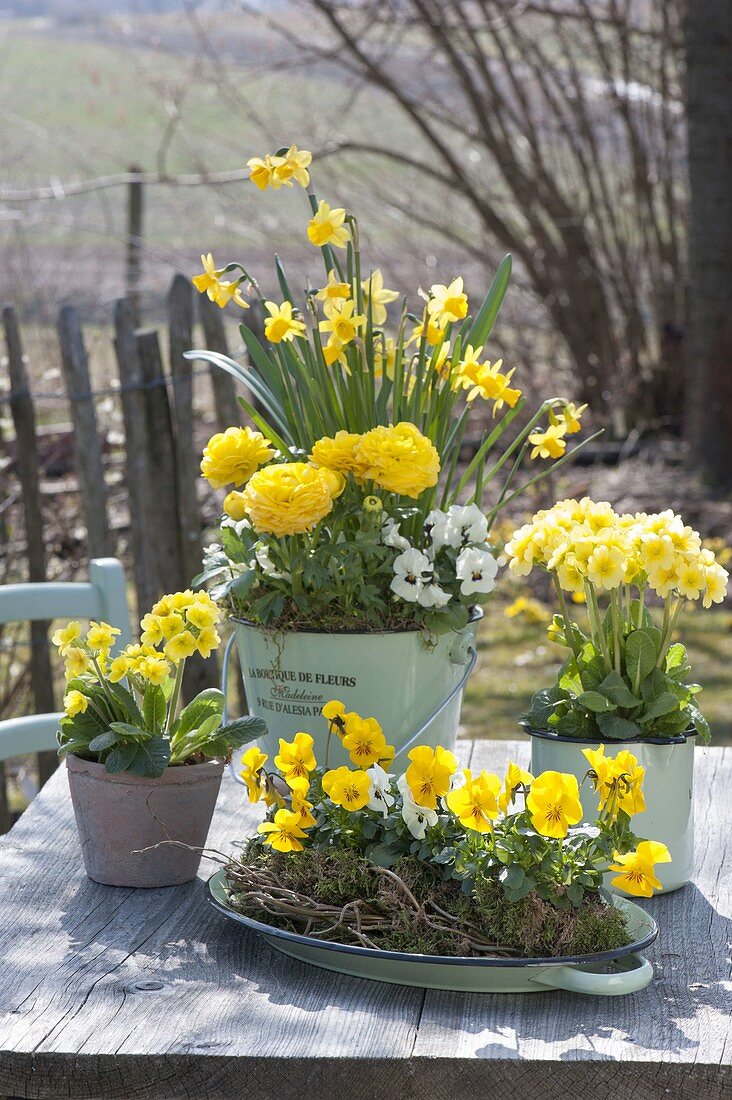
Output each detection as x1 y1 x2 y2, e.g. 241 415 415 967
309 430 365 476
609 840 671 897
307 200 351 249
361 269 399 326
63 689 88 717
404 744 457 809
52 621 82 654
64 647 91 679
263 300 307 344
274 732 317 785
497 761 534 814
529 423 567 460
201 426 274 490
223 490 247 521
86 621 121 652
355 422 440 499
427 276 468 327
322 766 372 811
318 299 366 346
526 770 583 838
341 715 392 769
258 808 309 852
164 631 198 663
240 462 343 537
446 768 502 832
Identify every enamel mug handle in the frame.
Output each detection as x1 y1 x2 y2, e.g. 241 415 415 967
532 952 653 996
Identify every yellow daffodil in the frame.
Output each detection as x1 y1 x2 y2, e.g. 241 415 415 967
240 462 343 537
274 732 317 786
341 715 392 769
609 840 671 897
354 422 440 499
408 313 446 347
264 301 307 344
322 766 372 811
361 269 399 325
526 770 583 838
556 402 587 434
200 426 274 490
307 200 351 249
404 744 457 809
318 299 366 346
241 746 268 803
446 768 501 832
529 423 568 460
498 761 534 814
272 144 312 188
427 276 468 327
258 808 309 852
315 270 352 315
247 154 276 191
193 254 249 310
52 621 82 655
63 689 88 717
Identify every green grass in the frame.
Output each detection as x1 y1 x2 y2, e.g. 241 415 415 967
463 595 732 744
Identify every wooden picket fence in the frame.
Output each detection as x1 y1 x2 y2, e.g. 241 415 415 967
0 275 258 827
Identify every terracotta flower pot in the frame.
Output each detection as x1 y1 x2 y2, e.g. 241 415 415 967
66 755 224 888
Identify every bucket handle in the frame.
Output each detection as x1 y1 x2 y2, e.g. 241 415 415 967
530 951 653 996
222 631 477 783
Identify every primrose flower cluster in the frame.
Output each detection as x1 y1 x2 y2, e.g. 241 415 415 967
509 499 728 742
242 703 671 902
54 593 262 778
192 143 592 633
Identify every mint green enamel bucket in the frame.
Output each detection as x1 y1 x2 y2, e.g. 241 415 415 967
223 612 481 771
527 727 696 894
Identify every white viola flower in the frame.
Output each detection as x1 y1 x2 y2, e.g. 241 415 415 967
254 542 284 579
455 546 499 595
397 774 439 839
427 508 462 552
382 518 411 551
390 547 433 602
417 582 451 608
221 515 253 538
366 764 395 817
449 503 489 545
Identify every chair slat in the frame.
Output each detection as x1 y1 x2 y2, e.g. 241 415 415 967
0 713 62 758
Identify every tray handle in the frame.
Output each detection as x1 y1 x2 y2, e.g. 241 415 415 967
532 951 653 996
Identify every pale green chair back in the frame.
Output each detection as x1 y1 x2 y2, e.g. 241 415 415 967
0 558 132 761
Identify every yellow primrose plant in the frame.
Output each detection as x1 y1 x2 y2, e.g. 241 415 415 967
191 143 596 633
222 702 670 958
54 592 265 777
506 498 729 742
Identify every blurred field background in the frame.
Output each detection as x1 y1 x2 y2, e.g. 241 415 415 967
1 0 730 819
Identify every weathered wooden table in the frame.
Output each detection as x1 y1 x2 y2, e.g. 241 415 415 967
1 740 730 1100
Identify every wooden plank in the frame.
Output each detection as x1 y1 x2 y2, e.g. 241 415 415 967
56 305 112 558
198 294 242 431
114 298 158 615
167 274 217 696
134 327 185 601
0 743 729 1100
125 166 143 326
4 305 57 792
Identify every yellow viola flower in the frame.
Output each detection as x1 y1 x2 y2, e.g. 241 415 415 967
355 422 440 499
137 656 171 686
529 423 568 460
322 699 346 722
556 402 587 435
427 276 468 327
526 770 583 838
318 299 366 346
446 768 501 832
201 426 274 490
63 689 88 717
274 732 317 785
86 621 121 652
195 626 221 659
52 621 82 654
583 744 645 818
164 631 198 663
361 269 399 326
247 154 276 191
241 746 268 803
341 715 392 769
322 765 372 811
309 430 365 476
498 761 534 814
586 544 625 590
404 744 458 809
289 779 317 827
613 750 646 817
64 647 91 679
258 808 309 853
263 300 307 344
307 200 351 249
315 270 351 315
241 462 343 537
609 840 671 898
